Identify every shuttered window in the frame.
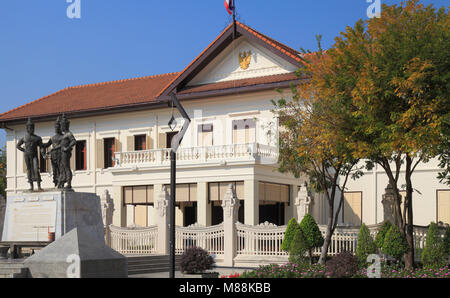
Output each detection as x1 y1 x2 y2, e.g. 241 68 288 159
232 119 256 144
258 182 290 203
208 181 244 201
123 185 154 205
343 192 362 225
437 190 450 225
164 184 198 202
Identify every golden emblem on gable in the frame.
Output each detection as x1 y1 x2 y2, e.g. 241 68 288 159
238 51 252 70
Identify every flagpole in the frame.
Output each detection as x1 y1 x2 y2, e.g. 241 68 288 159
232 0 237 40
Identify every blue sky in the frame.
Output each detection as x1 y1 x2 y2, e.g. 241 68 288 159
0 0 447 147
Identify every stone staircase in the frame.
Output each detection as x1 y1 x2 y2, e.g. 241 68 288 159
127 255 182 276
0 260 29 278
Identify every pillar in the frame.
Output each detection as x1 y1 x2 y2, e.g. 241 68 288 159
244 179 259 225
197 182 211 226
222 184 240 267
155 186 170 255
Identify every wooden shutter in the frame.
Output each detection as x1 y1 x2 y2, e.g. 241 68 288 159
146 135 153 150
209 183 219 202
280 185 290 203
266 183 281 202
158 133 166 149
96 139 104 169
177 184 190 202
127 136 134 152
124 186 133 204
438 190 450 224
236 182 244 200
147 186 154 204
189 184 197 202
259 182 266 202
133 186 147 204
134 205 148 227
343 192 362 225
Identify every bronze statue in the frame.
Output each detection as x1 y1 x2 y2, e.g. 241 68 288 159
43 116 64 187
58 114 76 190
17 118 44 191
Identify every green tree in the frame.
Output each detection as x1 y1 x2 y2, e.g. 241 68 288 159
375 221 393 248
356 224 378 266
282 218 301 252
444 226 450 256
422 222 447 268
299 213 324 264
288 228 308 265
382 225 409 262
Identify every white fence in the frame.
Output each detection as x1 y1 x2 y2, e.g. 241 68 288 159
108 221 444 265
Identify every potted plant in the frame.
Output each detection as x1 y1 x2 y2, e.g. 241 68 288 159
180 247 218 278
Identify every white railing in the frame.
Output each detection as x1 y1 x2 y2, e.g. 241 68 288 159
175 223 225 256
236 222 288 257
109 225 158 255
108 221 445 263
114 143 279 168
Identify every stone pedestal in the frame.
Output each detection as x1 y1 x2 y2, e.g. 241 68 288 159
1 191 104 244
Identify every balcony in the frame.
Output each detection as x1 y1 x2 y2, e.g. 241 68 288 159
113 143 279 170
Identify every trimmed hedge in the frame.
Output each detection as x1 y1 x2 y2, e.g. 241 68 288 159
382 225 409 262
282 218 301 252
289 228 308 265
299 214 324 263
375 220 393 248
356 223 378 266
422 222 447 269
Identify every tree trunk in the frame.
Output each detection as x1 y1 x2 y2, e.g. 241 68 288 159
404 155 415 269
319 205 334 265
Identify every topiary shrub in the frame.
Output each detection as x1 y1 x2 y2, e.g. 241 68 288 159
299 214 324 264
325 251 359 278
382 225 409 262
375 220 393 248
356 223 378 267
422 222 447 269
282 218 301 252
288 227 308 265
180 247 215 274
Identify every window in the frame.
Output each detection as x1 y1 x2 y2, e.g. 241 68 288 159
209 181 245 225
134 135 147 151
437 190 450 225
198 124 213 147
232 119 256 144
343 192 362 225
75 140 87 171
104 138 116 168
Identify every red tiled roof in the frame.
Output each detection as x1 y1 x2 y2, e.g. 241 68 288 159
178 73 299 95
0 73 179 122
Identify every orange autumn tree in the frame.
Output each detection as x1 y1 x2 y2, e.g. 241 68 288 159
276 0 448 269
273 44 364 264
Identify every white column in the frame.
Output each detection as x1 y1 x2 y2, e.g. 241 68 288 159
244 179 259 225
222 184 240 267
155 186 170 255
197 182 211 226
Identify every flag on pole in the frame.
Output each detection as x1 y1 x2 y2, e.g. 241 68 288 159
225 0 234 15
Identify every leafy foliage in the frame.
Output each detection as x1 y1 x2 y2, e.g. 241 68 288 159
288 227 308 265
382 225 409 261
444 226 450 256
281 218 301 252
299 214 324 263
179 247 214 274
356 224 378 266
422 222 447 268
325 252 359 278
375 221 394 248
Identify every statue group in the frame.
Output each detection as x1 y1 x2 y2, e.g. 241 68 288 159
16 115 77 192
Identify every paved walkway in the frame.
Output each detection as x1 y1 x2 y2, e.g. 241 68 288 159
129 267 250 278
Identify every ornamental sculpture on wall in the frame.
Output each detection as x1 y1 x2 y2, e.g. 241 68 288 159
238 51 252 70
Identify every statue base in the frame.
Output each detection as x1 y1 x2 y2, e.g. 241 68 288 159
1 191 105 244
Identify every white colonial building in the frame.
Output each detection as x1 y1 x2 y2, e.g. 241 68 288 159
0 21 448 236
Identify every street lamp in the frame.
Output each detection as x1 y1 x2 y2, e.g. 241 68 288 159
167 93 191 279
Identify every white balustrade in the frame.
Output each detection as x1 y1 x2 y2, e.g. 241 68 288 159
109 225 158 255
114 143 278 168
175 224 225 256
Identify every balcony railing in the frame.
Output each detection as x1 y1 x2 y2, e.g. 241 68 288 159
113 143 279 168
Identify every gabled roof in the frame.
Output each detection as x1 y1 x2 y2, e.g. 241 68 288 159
157 21 304 99
0 21 305 125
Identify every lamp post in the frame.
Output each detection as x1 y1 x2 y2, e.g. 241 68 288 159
168 93 191 279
